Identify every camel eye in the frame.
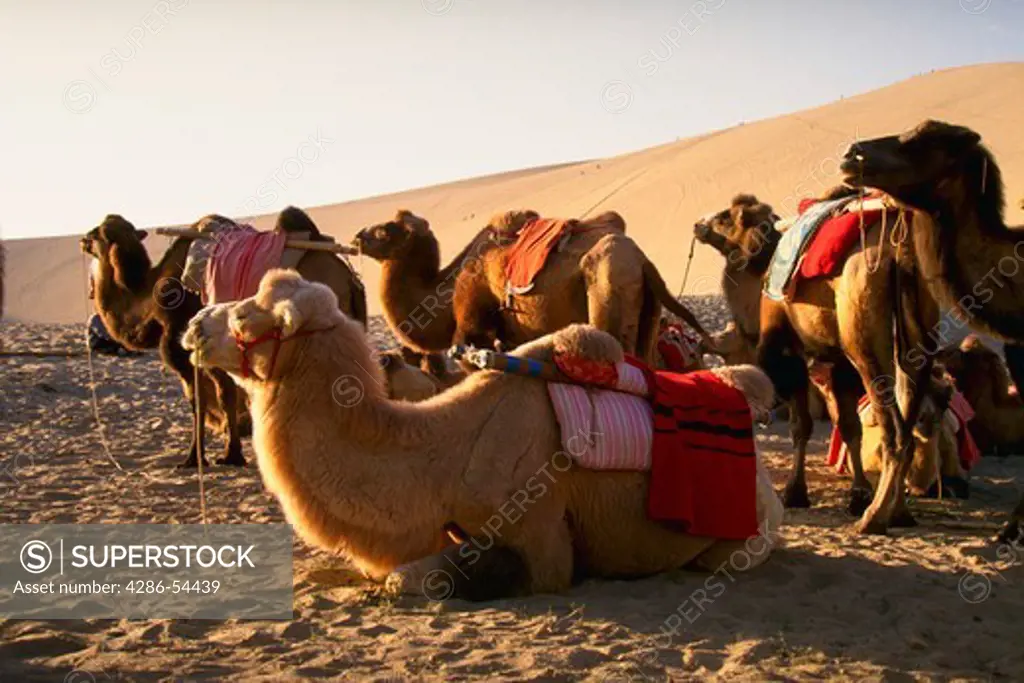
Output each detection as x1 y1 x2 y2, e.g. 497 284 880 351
374 227 387 239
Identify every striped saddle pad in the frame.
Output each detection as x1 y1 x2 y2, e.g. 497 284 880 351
546 362 653 470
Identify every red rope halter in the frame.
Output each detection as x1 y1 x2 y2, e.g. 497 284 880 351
234 325 334 379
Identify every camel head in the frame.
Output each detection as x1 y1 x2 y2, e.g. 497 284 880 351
693 195 780 272
183 269 357 382
703 321 757 365
351 210 433 261
80 215 151 291
841 120 990 211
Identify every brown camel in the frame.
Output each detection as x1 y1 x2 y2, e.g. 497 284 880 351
939 336 1024 456
80 206 366 467
353 210 715 364
182 269 783 599
841 119 1024 541
695 193 958 532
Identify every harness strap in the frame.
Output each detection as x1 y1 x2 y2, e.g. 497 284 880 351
234 325 335 380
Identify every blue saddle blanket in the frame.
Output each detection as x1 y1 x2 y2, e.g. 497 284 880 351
764 196 855 301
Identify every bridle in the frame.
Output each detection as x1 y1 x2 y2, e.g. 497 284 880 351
234 325 336 380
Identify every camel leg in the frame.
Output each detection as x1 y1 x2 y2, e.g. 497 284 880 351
756 306 812 508
160 330 209 469
831 360 873 515
997 492 1024 545
784 387 813 509
211 370 245 466
887 365 933 528
848 362 906 535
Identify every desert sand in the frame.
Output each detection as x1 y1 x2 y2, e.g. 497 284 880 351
5 63 1024 326
2 302 1024 682
3 63 1024 681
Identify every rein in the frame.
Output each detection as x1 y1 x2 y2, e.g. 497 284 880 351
235 325 336 380
677 234 697 299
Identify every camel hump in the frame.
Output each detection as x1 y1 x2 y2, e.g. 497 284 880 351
276 206 329 241
551 324 624 365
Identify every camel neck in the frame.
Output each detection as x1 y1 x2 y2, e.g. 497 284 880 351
913 159 1024 341
379 239 458 351
253 344 449 576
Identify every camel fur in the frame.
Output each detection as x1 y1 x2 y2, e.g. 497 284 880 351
378 350 443 402
182 270 782 600
353 210 716 364
80 207 366 467
694 190 945 535
842 120 1024 541
939 336 1024 455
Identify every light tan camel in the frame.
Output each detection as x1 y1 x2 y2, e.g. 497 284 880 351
377 350 443 402
182 270 783 599
80 207 366 467
842 120 1024 540
694 191 942 535
939 336 1024 455
353 210 715 364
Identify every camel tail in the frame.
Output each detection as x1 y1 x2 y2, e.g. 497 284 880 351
641 260 711 340
276 206 327 241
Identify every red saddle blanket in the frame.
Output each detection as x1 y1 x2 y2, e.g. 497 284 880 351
625 359 759 540
796 196 884 282
505 218 579 293
205 226 287 304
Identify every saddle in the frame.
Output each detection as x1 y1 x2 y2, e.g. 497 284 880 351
181 217 319 304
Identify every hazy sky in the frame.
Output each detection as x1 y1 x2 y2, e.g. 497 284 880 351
2 0 1022 239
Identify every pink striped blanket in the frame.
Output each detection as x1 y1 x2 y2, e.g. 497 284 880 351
546 363 653 470
205 226 287 305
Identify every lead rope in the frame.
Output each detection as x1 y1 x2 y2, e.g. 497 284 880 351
676 234 697 299
857 158 887 275
81 256 127 473
193 352 209 525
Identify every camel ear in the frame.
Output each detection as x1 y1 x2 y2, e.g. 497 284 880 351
136 229 148 242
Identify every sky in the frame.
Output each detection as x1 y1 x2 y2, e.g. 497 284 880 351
1 0 1022 239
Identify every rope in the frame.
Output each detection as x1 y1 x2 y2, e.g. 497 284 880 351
677 234 697 299
81 256 128 474
194 353 209 526
80 254 198 489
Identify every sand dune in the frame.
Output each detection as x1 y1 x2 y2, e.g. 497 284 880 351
6 62 1024 325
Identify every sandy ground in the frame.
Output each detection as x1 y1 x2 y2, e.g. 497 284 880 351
2 303 1024 683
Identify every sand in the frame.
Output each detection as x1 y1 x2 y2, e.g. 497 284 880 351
2 307 1024 682
5 63 1024 326
4 62 1024 681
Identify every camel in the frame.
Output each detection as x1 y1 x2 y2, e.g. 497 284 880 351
939 336 1024 456
80 206 366 467
693 191 942 535
377 350 443 402
182 269 783 599
353 210 716 364
841 119 1024 540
